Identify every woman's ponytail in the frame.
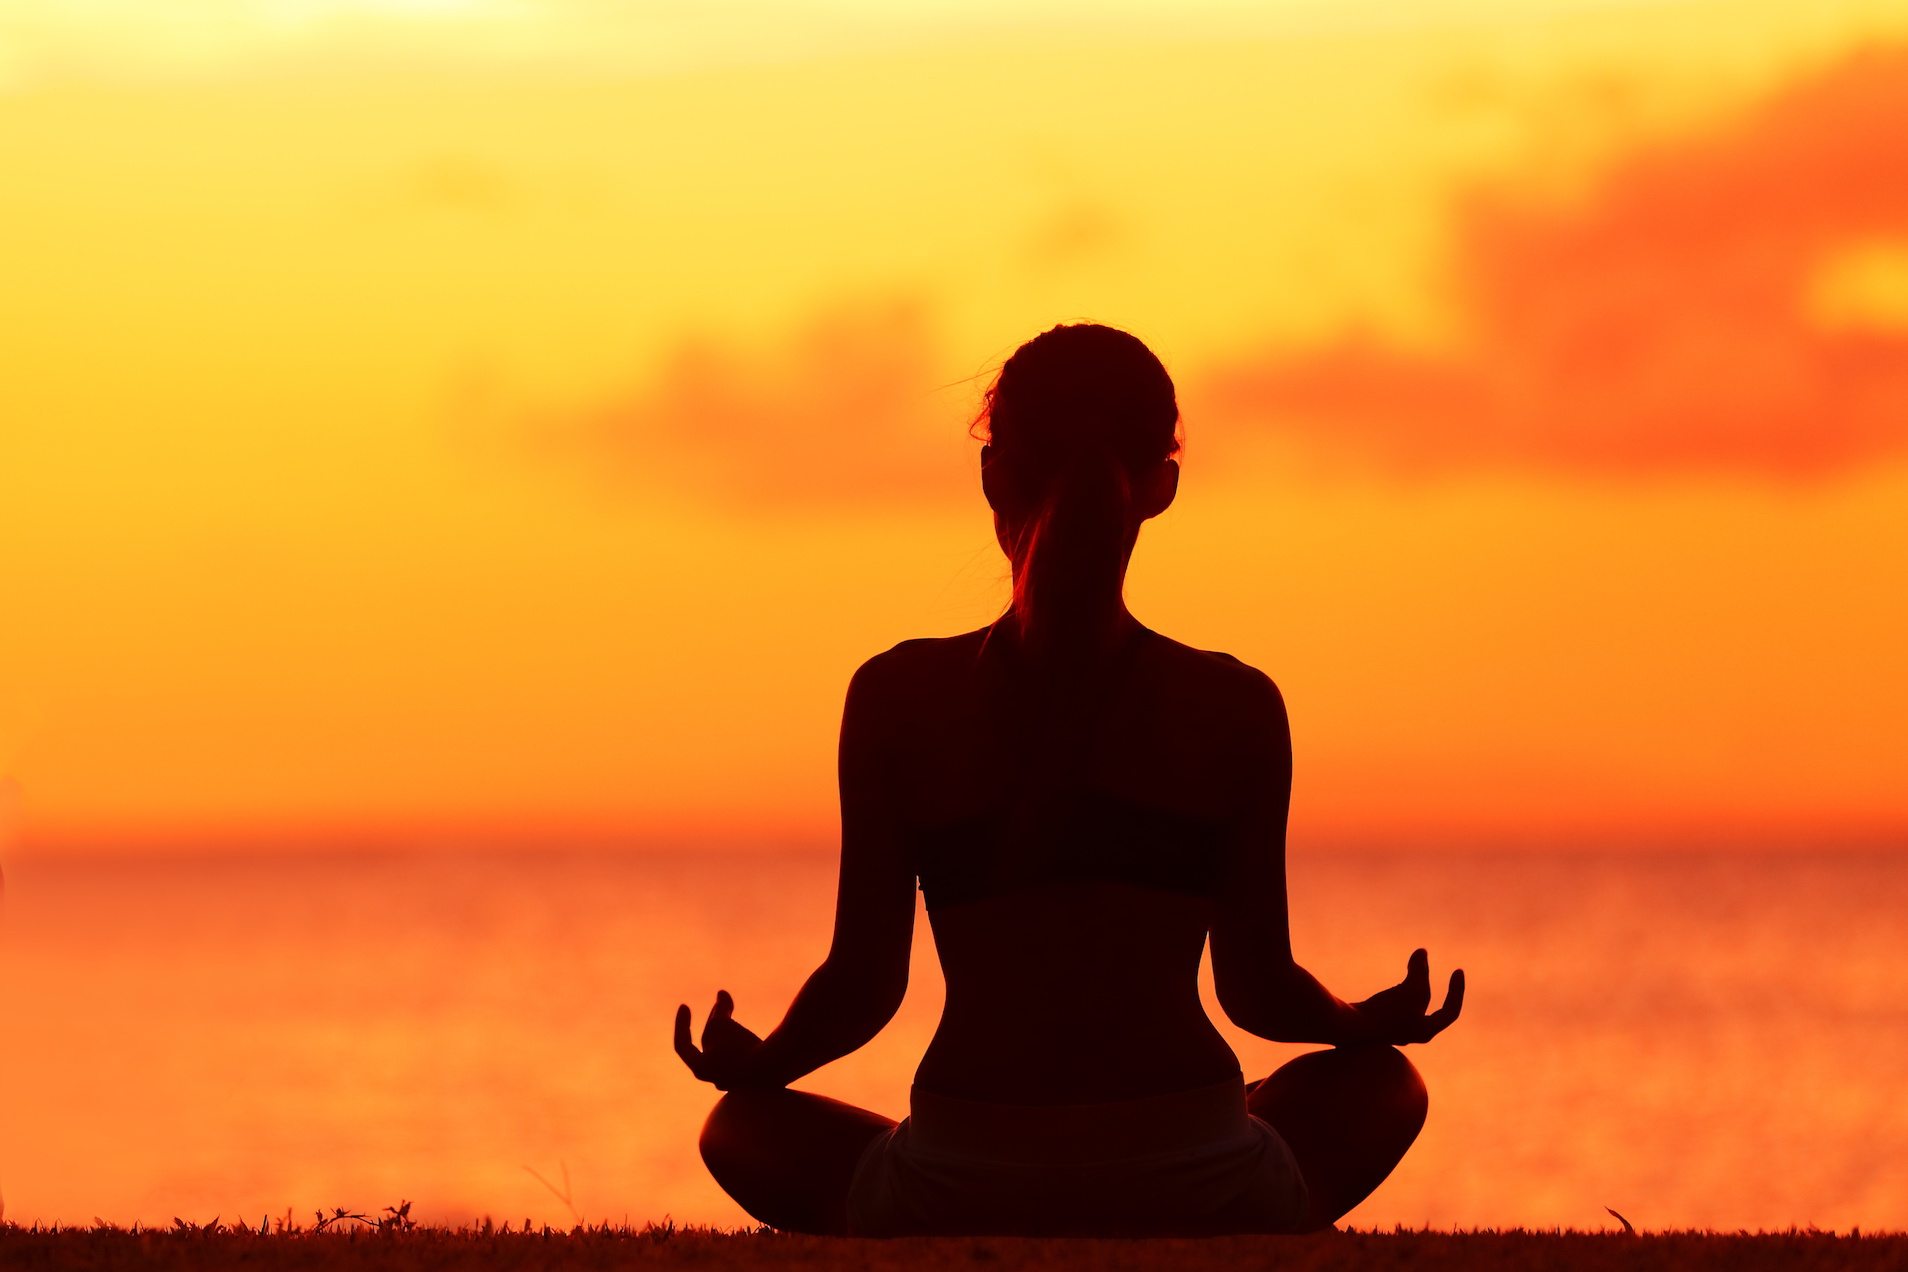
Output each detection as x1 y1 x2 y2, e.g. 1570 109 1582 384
1007 448 1132 652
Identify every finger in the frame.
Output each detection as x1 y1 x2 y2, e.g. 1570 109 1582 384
1422 969 1466 1040
703 991 735 1047
1406 947 1431 1010
673 1005 705 1075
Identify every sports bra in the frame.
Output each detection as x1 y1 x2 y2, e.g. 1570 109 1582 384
912 786 1229 911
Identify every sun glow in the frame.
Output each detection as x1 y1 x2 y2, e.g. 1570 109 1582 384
2 0 1905 853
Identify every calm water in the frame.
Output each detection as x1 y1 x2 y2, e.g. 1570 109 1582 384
1 850 1904 1231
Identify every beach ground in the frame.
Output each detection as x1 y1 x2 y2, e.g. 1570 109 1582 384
2 1223 1902 1271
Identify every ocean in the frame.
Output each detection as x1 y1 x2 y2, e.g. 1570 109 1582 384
2 849 1903 1231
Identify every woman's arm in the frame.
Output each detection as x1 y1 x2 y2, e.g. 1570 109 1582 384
675 650 918 1090
1208 669 1463 1047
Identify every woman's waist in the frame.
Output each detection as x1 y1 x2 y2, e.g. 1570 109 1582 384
901 1072 1254 1165
931 985 1225 1046
913 1019 1241 1109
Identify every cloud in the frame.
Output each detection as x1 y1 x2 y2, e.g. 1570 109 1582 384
542 48 1908 503
1202 45 1908 479
543 297 978 510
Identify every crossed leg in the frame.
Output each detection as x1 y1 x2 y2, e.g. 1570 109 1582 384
1247 1044 1429 1231
698 1088 896 1234
699 1046 1426 1236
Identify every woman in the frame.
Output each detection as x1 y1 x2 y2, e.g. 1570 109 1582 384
673 323 1464 1236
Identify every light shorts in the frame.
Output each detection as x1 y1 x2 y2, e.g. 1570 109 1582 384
844 1073 1310 1236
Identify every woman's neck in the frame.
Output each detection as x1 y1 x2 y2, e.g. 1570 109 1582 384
1001 601 1142 668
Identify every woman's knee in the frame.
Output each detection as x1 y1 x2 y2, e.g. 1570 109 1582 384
699 1089 775 1173
1256 1047 1429 1228
1323 1045 1428 1132
1256 1044 1428 1131
1346 1045 1426 1109
694 1088 888 1235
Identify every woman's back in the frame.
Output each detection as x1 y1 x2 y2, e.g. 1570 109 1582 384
875 619 1268 1103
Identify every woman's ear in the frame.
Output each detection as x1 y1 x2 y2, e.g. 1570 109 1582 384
980 444 1004 511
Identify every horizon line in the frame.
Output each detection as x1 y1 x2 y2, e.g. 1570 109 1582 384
7 827 1905 867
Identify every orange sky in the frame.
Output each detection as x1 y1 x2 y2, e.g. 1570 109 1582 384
3 0 1906 855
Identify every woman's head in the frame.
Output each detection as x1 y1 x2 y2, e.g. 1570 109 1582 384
974 323 1181 649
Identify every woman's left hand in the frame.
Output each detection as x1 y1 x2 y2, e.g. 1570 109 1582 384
673 990 767 1089
1347 948 1464 1046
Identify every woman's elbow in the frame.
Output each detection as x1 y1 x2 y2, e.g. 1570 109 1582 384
1214 986 1276 1040
1215 975 1310 1042
1220 1003 1307 1043
822 958 908 1028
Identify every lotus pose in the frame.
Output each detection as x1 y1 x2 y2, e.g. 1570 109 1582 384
674 323 1464 1236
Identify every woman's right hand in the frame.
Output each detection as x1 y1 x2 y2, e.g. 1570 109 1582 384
673 990 768 1089
1347 948 1464 1045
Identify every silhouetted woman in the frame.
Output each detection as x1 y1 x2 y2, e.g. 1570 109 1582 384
674 323 1464 1236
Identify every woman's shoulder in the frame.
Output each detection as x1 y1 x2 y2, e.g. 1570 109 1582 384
1143 631 1284 705
843 627 991 704
856 627 989 672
